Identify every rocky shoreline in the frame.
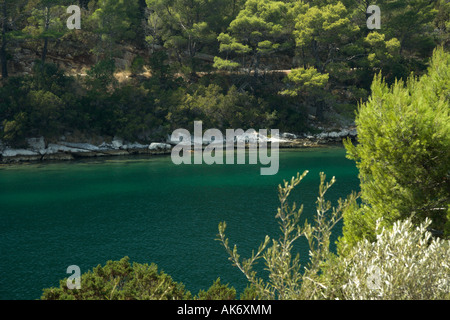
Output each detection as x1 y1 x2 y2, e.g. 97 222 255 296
0 128 357 164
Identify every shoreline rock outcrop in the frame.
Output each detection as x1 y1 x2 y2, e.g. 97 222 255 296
0 127 357 164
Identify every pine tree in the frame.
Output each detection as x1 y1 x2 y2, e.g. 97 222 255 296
214 0 293 75
339 47 450 252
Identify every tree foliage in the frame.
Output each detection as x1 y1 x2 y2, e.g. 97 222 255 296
41 257 192 300
216 0 292 74
280 66 329 105
89 0 143 57
1 0 446 142
339 47 450 251
294 1 360 74
196 278 237 300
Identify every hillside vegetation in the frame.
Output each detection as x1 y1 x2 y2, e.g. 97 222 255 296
0 0 448 145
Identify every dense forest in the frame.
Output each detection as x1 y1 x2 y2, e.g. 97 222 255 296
0 0 448 146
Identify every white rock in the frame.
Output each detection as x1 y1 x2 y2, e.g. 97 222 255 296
59 142 100 151
47 144 89 153
127 142 148 149
112 137 124 149
98 142 114 150
328 132 340 138
235 131 259 143
149 143 171 151
281 132 297 140
267 136 289 143
2 149 39 157
27 137 46 151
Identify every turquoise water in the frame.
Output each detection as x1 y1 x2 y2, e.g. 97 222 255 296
0 148 359 300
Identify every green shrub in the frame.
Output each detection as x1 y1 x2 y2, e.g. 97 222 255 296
339 47 450 252
326 218 450 300
41 257 191 300
196 278 236 300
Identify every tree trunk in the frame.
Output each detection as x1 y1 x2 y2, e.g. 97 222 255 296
135 0 147 49
312 40 324 73
41 7 50 64
253 52 260 78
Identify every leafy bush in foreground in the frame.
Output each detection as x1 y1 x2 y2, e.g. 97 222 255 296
217 171 449 300
326 218 450 300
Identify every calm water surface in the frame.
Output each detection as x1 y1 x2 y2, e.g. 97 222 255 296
0 148 359 299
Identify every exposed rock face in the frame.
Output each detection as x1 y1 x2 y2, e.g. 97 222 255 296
126 142 152 155
0 136 175 163
58 142 100 151
166 130 289 145
46 143 90 154
2 149 40 157
149 143 172 152
281 133 298 140
314 128 357 143
1 148 41 163
127 142 148 149
112 137 124 149
0 127 357 164
27 137 46 153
